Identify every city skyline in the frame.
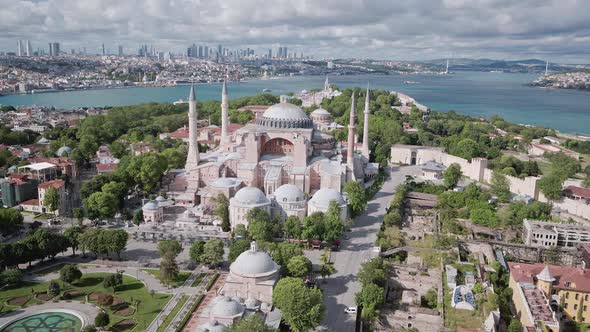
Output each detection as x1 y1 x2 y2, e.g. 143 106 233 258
0 0 589 63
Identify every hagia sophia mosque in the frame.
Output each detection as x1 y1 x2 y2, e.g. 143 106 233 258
142 81 378 230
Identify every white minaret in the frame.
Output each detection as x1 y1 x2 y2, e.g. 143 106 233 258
361 85 370 159
221 80 230 149
545 60 549 76
185 84 199 170
324 76 330 91
347 93 356 173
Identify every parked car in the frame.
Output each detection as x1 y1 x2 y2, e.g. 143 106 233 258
344 306 357 314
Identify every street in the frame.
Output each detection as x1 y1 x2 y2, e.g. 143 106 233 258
313 166 419 331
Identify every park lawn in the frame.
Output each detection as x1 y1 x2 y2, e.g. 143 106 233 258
0 272 171 331
142 269 191 288
156 295 189 332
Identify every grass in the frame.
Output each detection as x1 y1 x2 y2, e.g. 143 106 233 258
442 272 486 330
156 295 189 332
142 269 191 288
190 273 206 288
0 272 171 331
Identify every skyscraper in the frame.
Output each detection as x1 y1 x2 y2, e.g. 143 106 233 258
49 42 60 56
204 46 209 58
102 43 105 55
118 45 123 56
283 47 288 58
198 46 203 58
17 40 23 56
268 49 272 59
25 40 32 56
278 47 283 59
217 44 222 56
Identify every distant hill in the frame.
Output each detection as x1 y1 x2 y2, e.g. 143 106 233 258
416 58 586 73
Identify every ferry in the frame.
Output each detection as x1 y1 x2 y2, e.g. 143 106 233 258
403 81 419 84
262 88 272 92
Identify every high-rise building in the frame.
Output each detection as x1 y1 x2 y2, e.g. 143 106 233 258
217 44 222 56
102 43 105 55
268 49 272 59
48 42 60 56
283 47 288 58
118 45 123 56
17 40 23 56
25 40 32 56
204 46 209 58
198 46 203 58
277 47 283 59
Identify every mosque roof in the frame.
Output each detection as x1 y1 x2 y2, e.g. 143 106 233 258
311 108 331 115
56 146 72 157
210 177 242 188
210 296 244 318
197 320 226 332
263 102 309 120
273 184 305 203
232 186 269 206
230 241 279 277
142 201 159 211
310 188 346 209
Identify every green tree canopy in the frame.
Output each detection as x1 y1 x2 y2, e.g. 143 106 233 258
344 181 366 217
43 187 60 215
200 239 224 267
189 240 205 264
229 239 251 263
287 255 312 278
443 163 462 189
272 277 325 332
491 171 511 202
213 193 230 232
59 264 82 284
225 314 277 332
157 240 182 258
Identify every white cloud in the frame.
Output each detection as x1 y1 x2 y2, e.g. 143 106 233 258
1 0 589 62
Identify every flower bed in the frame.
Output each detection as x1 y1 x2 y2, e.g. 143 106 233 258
113 305 136 317
112 319 137 331
7 296 29 306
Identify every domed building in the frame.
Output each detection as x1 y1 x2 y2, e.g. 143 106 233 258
208 296 245 325
223 241 280 304
310 108 333 130
197 320 226 332
142 200 162 223
55 146 72 157
270 184 306 220
229 186 270 228
308 188 348 220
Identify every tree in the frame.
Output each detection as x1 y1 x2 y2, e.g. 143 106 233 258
81 325 98 332
344 181 366 217
106 230 128 260
319 262 335 281
103 272 123 292
324 201 345 244
201 239 224 267
583 176 590 189
491 171 511 202
246 208 273 242
94 312 110 327
158 240 182 258
226 314 277 332
507 319 522 332
101 181 127 211
273 277 325 332
229 239 251 262
133 209 143 225
43 187 60 215
234 224 248 239
355 282 385 320
73 208 85 225
160 252 179 285
126 153 168 194
283 216 302 240
213 193 231 232
0 208 24 236
443 163 462 189
453 138 480 160
48 280 61 297
84 191 118 222
539 173 565 200
358 258 387 288
189 240 205 264
287 255 312 278
64 226 82 256
59 264 82 284
0 269 23 285
420 288 438 309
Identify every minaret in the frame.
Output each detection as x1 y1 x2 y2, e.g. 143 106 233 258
221 80 230 149
347 92 356 173
361 85 370 159
324 76 329 91
185 84 199 170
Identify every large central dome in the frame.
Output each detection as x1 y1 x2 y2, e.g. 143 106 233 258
257 101 312 129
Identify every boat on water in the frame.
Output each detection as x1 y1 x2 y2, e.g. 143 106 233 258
404 81 419 84
262 88 272 92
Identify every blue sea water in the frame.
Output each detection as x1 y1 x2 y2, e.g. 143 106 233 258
1 72 589 134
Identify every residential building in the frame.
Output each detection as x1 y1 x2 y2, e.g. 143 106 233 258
523 219 590 248
0 174 37 207
564 186 590 204
37 179 66 215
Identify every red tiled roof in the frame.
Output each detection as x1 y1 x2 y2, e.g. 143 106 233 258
564 186 590 200
38 179 65 190
509 262 590 293
96 163 118 172
9 173 28 180
20 199 39 206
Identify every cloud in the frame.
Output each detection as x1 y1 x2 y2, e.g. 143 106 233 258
1 0 589 62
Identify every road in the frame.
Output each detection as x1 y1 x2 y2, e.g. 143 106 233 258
316 166 419 332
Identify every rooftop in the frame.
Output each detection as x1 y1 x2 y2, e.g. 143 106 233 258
564 185 590 200
38 179 65 189
509 262 590 293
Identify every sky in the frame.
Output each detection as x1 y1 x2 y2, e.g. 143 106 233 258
1 0 590 63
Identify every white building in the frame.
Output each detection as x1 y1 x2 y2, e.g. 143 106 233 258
523 219 590 248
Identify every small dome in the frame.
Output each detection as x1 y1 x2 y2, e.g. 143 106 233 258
142 201 159 211
245 298 260 309
256 102 312 129
274 184 305 203
197 321 226 332
56 146 72 157
230 241 279 277
232 186 269 206
210 296 244 318
155 196 166 202
311 108 330 116
38 137 51 144
310 188 345 209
